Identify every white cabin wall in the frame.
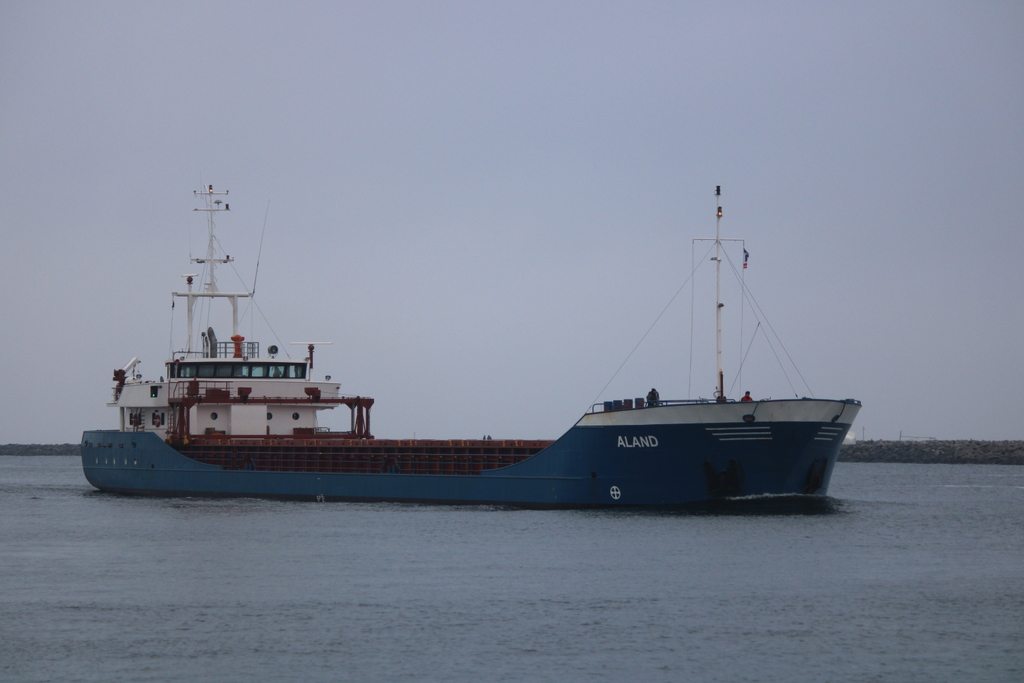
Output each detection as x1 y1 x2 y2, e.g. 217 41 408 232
188 404 320 435
266 407 317 435
115 383 169 435
231 404 266 435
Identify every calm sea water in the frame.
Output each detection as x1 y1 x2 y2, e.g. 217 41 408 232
1 456 1022 683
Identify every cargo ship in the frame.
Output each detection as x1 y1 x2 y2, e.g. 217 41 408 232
80 186 860 507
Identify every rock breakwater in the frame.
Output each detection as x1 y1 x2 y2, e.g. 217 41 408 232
840 440 1024 465
0 444 80 456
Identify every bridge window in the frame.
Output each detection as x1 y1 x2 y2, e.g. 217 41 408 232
171 362 306 379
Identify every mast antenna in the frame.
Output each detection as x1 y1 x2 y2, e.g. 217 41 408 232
692 186 743 400
252 200 270 295
173 185 251 354
714 186 725 401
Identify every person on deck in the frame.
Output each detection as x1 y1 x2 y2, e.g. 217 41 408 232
741 391 753 402
646 388 660 407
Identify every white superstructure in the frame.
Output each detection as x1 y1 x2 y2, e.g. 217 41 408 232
108 186 370 442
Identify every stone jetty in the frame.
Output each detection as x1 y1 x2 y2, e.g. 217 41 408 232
840 440 1024 465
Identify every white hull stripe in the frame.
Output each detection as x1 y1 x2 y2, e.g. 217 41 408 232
814 425 846 441
706 426 772 441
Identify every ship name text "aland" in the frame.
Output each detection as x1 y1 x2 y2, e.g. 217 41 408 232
617 435 659 448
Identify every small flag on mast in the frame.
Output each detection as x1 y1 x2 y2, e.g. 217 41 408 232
743 248 749 269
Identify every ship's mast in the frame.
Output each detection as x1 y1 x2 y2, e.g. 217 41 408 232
714 186 724 401
194 185 230 294
173 185 251 355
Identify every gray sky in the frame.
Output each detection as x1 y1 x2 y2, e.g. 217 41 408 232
2 1 1022 443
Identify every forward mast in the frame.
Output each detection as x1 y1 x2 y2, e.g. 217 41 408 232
694 185 744 402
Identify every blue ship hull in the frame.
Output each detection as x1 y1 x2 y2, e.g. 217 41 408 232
81 398 860 507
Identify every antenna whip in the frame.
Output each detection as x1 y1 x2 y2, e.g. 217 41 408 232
252 200 270 295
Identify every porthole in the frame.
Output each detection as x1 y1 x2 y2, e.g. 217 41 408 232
211 412 219 420
292 412 300 420
267 412 273 420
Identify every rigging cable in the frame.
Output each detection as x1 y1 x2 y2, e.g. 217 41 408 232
252 200 269 296
688 240 697 398
721 247 812 397
728 321 762 396
218 200 289 357
592 241 715 407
